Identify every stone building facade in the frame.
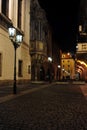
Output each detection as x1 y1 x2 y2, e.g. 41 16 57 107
61 53 75 80
30 0 53 81
0 0 31 84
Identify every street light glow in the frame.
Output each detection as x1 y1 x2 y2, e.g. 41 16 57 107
48 57 52 62
58 65 61 68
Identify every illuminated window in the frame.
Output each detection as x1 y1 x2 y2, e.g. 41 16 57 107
82 44 86 50
62 55 65 58
2 0 9 16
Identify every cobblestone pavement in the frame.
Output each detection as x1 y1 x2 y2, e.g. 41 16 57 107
0 83 87 129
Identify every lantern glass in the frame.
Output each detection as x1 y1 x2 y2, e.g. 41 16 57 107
8 28 16 38
16 35 22 43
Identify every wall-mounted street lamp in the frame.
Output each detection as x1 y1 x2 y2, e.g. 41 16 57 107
8 27 23 94
48 57 52 62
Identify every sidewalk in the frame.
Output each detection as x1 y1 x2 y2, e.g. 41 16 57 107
0 81 53 103
0 80 86 104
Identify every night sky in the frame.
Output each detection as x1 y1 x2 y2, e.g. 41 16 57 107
38 0 80 53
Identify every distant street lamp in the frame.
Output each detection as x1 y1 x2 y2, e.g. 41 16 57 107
48 57 52 62
8 27 23 94
47 57 52 82
58 65 61 69
58 65 61 80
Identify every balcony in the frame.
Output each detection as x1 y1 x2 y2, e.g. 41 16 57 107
30 40 47 56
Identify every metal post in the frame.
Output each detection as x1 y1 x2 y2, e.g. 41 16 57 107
13 46 17 94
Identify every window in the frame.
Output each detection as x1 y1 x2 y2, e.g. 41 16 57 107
30 22 35 40
68 70 70 73
63 65 64 68
2 0 9 16
18 60 23 77
68 65 70 67
17 0 22 29
0 53 2 76
82 44 86 50
28 65 31 74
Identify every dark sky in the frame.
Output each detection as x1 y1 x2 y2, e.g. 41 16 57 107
38 0 80 53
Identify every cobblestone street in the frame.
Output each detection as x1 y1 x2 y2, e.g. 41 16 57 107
0 82 87 129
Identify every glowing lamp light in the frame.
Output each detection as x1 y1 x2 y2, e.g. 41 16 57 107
79 25 82 32
58 65 61 68
48 57 52 62
16 35 22 43
8 27 16 38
